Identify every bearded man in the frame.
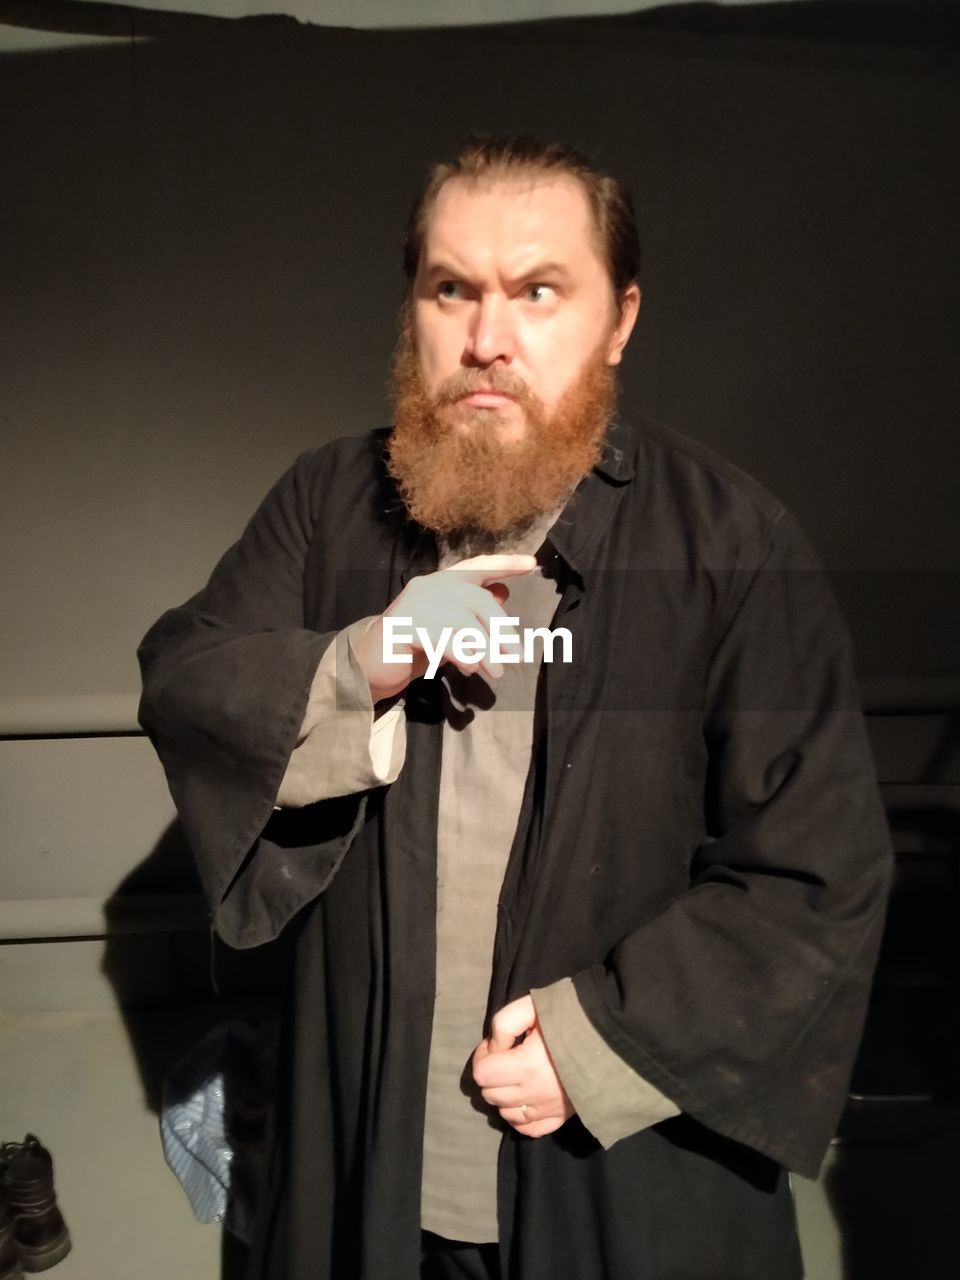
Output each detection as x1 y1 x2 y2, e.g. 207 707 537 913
138 135 892 1280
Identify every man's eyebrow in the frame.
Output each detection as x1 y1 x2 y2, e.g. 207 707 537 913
421 259 574 284
507 260 573 283
421 259 468 281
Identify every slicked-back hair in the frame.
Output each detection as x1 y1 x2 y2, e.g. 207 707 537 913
402 134 640 305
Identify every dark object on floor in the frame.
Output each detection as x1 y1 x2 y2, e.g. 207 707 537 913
0 1137 71 1273
0 1186 25 1280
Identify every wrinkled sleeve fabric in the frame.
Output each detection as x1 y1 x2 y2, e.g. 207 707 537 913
531 977 680 1148
137 449 382 949
571 510 893 1177
277 616 406 808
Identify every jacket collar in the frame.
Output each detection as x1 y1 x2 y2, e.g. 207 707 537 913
546 416 637 579
594 415 637 483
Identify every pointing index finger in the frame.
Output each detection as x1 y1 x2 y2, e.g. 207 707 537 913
447 554 538 586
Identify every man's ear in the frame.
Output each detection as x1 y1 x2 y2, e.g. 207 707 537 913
607 284 641 366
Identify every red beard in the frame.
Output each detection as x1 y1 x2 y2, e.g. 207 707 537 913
387 310 617 538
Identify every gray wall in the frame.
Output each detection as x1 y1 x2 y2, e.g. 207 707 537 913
2 8 958 714
0 9 957 1275
1 4 957 977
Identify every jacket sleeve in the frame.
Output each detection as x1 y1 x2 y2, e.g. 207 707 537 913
276 617 406 808
137 449 378 949
570 510 893 1177
531 976 680 1146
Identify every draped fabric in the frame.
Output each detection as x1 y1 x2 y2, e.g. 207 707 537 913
138 416 892 1278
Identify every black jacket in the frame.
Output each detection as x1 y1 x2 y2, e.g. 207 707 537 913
139 417 892 1279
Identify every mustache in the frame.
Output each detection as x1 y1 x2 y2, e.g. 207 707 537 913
432 366 536 409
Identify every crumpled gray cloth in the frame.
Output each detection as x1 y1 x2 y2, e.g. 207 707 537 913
160 1020 273 1243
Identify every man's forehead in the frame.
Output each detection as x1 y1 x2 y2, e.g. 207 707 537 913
422 172 603 267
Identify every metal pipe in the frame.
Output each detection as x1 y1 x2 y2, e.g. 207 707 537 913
0 695 142 738
0 894 208 941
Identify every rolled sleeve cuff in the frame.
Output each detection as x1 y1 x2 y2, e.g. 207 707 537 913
531 976 680 1150
276 616 406 807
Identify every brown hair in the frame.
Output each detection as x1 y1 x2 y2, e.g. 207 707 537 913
402 133 640 304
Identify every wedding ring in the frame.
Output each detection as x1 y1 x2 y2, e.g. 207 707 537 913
520 1104 529 1117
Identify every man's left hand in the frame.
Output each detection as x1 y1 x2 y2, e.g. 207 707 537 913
471 995 575 1138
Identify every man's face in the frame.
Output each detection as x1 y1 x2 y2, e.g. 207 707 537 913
411 174 638 445
388 172 640 537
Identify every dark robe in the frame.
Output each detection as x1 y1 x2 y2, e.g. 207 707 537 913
138 416 892 1279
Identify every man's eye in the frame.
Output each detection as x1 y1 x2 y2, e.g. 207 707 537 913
437 281 464 300
524 284 555 303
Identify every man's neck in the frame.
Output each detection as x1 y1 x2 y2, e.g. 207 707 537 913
437 502 568 566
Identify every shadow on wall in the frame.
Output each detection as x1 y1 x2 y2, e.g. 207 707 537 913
99 819 290 1280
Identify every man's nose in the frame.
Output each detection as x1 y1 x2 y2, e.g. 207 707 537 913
465 294 515 366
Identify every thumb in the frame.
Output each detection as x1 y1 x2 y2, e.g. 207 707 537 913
488 994 537 1053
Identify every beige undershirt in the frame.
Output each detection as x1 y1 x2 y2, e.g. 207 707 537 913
420 558 562 1241
278 548 679 1243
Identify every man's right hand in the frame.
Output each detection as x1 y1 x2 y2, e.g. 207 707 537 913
352 554 537 703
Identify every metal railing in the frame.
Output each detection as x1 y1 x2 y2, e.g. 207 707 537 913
0 679 957 741
0 893 209 942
